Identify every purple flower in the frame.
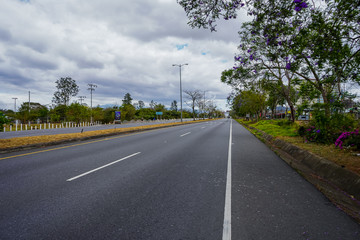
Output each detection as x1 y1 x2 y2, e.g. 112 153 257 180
294 1 308 12
300 2 308 8
316 129 320 133
286 62 291 70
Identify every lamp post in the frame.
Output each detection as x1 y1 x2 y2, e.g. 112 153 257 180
172 63 188 122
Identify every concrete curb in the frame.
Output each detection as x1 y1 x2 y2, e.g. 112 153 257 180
241 122 360 222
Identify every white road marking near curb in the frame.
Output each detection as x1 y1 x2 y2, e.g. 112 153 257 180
66 152 141 182
180 132 191 137
222 119 232 240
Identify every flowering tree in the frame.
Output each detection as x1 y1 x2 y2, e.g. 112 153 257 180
178 0 360 118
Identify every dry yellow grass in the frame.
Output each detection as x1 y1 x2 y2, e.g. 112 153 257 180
0 120 209 150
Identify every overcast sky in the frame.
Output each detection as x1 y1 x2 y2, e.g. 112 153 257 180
0 0 250 111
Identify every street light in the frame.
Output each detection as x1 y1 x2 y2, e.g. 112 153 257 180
172 63 188 122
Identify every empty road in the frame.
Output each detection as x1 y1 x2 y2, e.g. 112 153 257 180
0 119 359 239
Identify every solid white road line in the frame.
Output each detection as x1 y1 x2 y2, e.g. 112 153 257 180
222 119 232 240
66 152 141 182
180 132 191 137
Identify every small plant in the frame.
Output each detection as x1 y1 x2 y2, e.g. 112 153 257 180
298 125 326 143
335 129 360 150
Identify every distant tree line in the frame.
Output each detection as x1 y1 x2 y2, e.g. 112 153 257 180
1 77 224 127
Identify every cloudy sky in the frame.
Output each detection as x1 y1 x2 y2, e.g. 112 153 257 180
0 0 250 111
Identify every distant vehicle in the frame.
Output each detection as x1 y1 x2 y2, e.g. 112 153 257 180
298 115 309 120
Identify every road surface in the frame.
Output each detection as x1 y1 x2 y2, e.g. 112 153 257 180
0 119 359 239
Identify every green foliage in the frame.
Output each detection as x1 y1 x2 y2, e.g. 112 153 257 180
298 106 357 143
66 103 90 123
102 107 117 123
0 111 10 131
50 105 67 122
120 104 136 121
52 77 79 106
17 102 49 123
135 108 156 120
122 93 133 106
233 90 266 120
239 119 299 137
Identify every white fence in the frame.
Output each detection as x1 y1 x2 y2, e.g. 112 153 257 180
3 122 102 132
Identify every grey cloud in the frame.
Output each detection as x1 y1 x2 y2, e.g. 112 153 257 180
6 48 58 70
76 59 104 69
0 28 12 42
0 68 34 87
0 0 237 110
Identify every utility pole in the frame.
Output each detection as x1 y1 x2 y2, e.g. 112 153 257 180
28 91 31 126
78 96 86 105
87 84 97 123
12 97 18 113
172 63 188 122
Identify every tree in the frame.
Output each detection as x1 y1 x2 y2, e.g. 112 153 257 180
120 104 136 121
17 102 49 123
149 100 157 109
170 100 178 111
179 0 360 119
138 100 145 109
52 77 79 106
66 103 90 124
136 108 156 120
49 105 67 122
0 111 9 131
184 90 203 120
92 106 104 123
122 93 133 106
232 90 266 121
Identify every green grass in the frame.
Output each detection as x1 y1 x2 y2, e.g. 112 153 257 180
236 118 360 175
237 119 299 137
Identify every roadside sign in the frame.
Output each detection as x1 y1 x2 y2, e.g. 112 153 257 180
115 111 121 120
156 112 163 115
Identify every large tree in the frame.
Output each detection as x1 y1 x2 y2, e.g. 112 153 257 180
184 90 203 120
179 0 360 118
52 77 79 106
122 93 133 106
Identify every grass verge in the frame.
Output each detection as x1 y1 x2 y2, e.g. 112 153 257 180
237 119 360 176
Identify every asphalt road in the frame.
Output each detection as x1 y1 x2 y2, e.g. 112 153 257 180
0 119 359 239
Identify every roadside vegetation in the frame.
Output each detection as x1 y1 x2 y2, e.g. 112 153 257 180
237 119 360 176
